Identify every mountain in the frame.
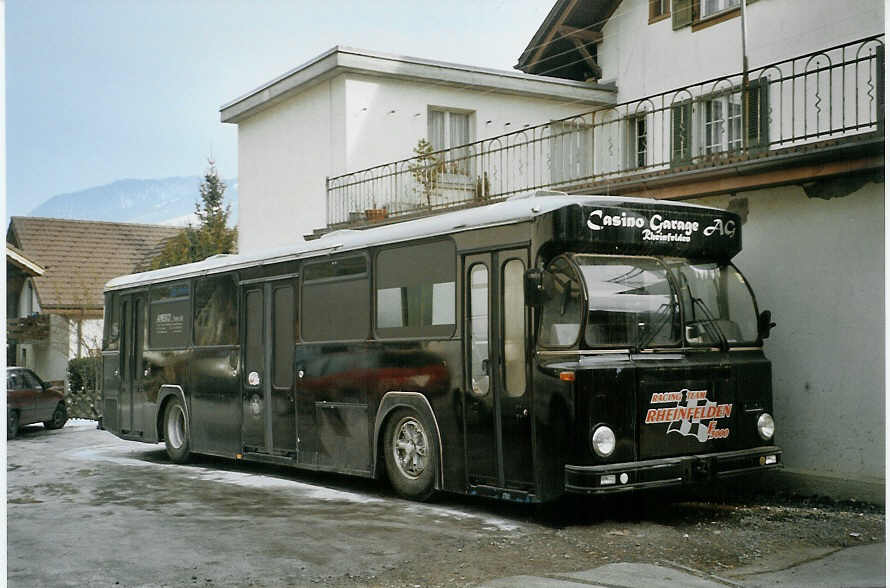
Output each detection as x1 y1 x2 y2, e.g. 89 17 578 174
27 176 239 226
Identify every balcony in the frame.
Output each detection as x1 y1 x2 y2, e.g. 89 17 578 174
325 36 883 230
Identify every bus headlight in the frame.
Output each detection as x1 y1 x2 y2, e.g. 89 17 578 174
591 425 616 457
757 413 775 441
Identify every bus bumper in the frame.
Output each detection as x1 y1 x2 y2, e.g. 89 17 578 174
564 446 782 495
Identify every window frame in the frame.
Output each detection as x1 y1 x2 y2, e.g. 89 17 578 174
649 0 671 24
300 253 371 343
373 238 458 341
192 273 239 348
536 255 585 350
147 280 192 350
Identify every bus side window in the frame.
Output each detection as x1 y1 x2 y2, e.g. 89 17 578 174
104 292 120 351
302 256 370 342
375 240 456 339
149 281 191 349
194 274 238 346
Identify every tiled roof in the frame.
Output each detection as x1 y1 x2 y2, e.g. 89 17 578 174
7 217 182 311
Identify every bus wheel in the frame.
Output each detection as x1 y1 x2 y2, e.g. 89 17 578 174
384 408 437 501
164 397 191 464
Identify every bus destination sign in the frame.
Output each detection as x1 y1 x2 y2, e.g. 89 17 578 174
554 204 742 259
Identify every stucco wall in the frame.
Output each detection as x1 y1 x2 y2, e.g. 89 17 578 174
599 0 884 102
342 73 600 172
236 71 607 252
236 77 344 253
693 181 884 484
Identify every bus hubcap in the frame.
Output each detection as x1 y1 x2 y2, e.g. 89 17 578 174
168 405 186 449
393 417 428 479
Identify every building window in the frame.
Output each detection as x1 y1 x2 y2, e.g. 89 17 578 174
649 0 670 22
702 92 743 154
551 120 593 183
627 115 648 169
428 109 471 151
700 0 740 19
429 108 472 175
671 102 692 164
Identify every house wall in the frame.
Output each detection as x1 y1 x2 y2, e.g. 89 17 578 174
341 73 599 173
693 180 884 496
18 314 70 383
236 77 345 253
236 72 606 252
598 0 884 102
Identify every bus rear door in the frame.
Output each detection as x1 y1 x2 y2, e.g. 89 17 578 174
241 279 297 456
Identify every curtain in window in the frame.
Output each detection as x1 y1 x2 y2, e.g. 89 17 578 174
429 110 446 151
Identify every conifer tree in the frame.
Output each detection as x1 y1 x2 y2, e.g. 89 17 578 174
150 159 237 269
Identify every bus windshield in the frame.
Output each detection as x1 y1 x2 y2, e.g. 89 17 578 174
669 261 759 346
539 255 759 349
574 255 680 348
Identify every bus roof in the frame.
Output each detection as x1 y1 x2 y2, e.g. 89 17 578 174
104 193 727 292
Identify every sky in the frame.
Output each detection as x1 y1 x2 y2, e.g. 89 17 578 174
5 0 555 219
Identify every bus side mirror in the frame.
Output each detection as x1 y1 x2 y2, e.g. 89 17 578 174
524 269 544 306
758 310 776 340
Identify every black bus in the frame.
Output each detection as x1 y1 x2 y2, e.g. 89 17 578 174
101 193 781 502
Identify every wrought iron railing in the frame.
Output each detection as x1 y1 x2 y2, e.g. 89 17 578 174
326 35 883 228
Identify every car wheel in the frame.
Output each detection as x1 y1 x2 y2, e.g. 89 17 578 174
8 410 19 440
383 408 438 501
44 402 68 430
164 397 191 463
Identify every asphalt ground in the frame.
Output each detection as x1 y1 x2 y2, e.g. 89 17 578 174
6 421 886 587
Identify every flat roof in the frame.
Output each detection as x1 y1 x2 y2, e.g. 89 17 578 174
220 46 616 124
105 193 723 292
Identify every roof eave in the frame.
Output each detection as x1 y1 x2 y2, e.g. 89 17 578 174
220 46 616 124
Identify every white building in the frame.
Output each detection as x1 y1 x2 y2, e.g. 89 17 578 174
220 47 616 252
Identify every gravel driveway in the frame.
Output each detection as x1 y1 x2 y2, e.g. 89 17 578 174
7 421 884 587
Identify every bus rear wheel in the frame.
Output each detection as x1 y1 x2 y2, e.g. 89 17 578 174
164 397 191 464
384 408 437 501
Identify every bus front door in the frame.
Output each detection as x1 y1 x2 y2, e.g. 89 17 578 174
119 293 146 437
463 249 534 493
241 280 297 456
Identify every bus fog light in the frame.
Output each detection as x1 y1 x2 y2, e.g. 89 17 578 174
763 454 777 465
600 474 616 486
757 413 775 440
619 473 629 484
591 426 616 457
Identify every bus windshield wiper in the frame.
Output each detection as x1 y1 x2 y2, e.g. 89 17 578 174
690 297 729 351
636 302 675 350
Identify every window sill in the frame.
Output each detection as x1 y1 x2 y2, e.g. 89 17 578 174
692 7 740 31
648 13 670 24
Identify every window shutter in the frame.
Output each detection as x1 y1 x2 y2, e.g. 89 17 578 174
745 80 769 150
671 102 692 164
672 0 693 29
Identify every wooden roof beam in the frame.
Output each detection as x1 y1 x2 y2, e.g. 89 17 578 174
557 25 604 44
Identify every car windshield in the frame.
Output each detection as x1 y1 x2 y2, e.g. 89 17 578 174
668 261 759 346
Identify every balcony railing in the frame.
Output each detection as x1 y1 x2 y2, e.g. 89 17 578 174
326 35 883 228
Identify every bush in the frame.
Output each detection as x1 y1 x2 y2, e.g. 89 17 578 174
68 357 101 394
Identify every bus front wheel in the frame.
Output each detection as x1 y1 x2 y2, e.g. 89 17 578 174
384 408 437 501
163 397 191 464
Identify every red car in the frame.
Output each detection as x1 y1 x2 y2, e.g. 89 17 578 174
7 367 67 439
